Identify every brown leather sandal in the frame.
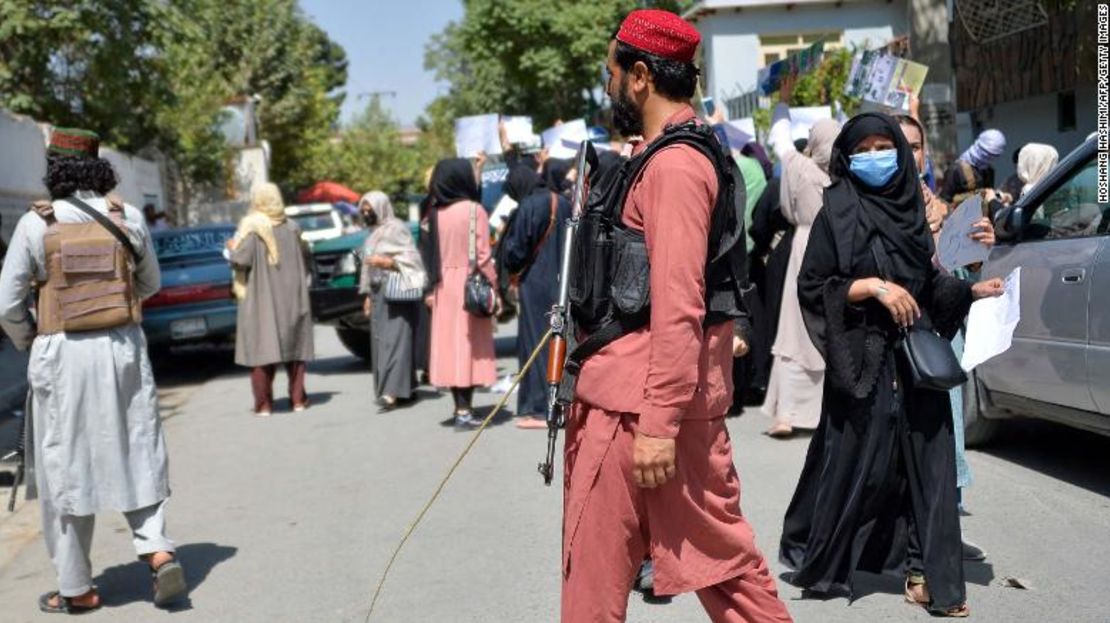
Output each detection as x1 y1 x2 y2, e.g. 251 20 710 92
905 577 970 618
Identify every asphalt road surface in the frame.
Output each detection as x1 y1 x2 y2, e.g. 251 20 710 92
0 326 1107 622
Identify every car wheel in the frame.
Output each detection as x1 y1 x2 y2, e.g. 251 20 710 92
335 326 371 362
962 373 1000 447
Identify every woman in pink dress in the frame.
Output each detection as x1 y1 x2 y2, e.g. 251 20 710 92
424 158 498 425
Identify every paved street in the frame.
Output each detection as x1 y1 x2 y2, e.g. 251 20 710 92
0 326 1108 622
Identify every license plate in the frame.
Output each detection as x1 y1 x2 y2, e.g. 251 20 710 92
170 317 207 340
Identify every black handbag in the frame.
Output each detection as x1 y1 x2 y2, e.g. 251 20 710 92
899 327 968 391
871 237 966 392
463 202 497 318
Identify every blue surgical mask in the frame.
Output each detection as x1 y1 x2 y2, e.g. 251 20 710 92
849 149 898 188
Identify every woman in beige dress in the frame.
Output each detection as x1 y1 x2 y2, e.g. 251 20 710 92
762 77 841 438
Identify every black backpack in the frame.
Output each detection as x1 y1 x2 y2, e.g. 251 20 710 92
562 121 751 377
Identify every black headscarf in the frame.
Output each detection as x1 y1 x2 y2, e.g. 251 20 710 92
430 158 481 208
542 158 573 195
826 113 933 283
505 164 543 203
421 158 482 289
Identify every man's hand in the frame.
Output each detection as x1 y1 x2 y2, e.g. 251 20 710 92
363 296 372 318
632 432 676 489
424 294 434 309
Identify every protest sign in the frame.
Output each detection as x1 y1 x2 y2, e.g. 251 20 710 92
938 195 991 271
502 116 535 145
845 50 929 112
789 106 833 143
757 41 825 96
454 114 502 158
962 267 1021 371
541 119 588 159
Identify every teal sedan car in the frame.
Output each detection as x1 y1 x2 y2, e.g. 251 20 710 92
143 225 237 352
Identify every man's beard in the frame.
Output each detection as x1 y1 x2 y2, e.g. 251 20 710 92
611 78 644 137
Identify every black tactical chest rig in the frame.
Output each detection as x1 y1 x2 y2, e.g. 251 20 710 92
562 121 749 378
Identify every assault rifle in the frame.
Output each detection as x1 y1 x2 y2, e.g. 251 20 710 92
539 141 598 485
5 407 26 512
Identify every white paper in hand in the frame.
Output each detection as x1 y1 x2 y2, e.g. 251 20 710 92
454 114 502 158
541 120 588 159
938 196 990 271
502 116 534 144
961 267 1021 371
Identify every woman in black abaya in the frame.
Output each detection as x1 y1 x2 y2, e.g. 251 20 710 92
778 113 1004 618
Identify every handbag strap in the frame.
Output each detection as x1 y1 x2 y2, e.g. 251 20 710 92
515 192 559 279
468 202 477 271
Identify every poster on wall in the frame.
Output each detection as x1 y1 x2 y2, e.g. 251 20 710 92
756 41 825 96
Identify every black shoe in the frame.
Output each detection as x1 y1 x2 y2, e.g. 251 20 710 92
376 397 398 412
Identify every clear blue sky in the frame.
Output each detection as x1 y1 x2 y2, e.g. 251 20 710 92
299 0 463 127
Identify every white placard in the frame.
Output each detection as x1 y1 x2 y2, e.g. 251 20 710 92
961 267 1021 371
541 120 588 160
502 116 534 145
789 106 833 143
730 117 756 138
938 196 991 271
454 114 502 158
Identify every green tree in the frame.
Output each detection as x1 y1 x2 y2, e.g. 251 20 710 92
425 0 693 129
307 97 427 203
0 0 347 197
751 47 860 140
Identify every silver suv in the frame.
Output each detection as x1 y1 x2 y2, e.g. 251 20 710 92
965 135 1109 445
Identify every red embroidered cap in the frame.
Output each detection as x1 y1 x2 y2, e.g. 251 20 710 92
616 9 700 63
49 127 100 158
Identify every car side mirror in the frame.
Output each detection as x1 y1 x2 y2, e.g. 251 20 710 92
994 205 1024 243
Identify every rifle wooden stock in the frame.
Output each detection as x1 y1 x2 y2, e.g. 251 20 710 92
546 335 567 384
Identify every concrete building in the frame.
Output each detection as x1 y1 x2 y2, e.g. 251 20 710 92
685 0 910 117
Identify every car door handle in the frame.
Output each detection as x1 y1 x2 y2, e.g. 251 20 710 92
1062 268 1086 284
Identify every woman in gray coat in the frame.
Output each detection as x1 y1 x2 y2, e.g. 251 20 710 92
359 191 426 411
228 182 315 416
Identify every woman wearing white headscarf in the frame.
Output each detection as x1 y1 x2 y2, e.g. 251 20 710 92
761 77 841 438
228 182 314 416
359 191 427 410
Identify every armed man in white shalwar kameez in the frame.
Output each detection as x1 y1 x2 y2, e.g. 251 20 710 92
0 128 187 614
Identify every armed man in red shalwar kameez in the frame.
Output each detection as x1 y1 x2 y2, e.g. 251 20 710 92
560 10 794 623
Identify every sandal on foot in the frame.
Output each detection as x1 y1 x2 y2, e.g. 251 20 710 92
151 559 187 607
38 590 101 614
515 416 548 430
933 604 971 618
766 422 794 438
904 576 929 605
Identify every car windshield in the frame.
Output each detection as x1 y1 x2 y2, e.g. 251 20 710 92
291 213 337 232
153 228 234 260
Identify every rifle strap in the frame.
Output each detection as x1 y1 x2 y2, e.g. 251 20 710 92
62 196 142 263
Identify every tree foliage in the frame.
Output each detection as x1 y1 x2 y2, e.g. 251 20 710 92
0 0 347 198
752 48 860 140
424 0 695 131
304 97 429 203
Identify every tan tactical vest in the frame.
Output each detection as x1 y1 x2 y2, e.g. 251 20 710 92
33 199 142 335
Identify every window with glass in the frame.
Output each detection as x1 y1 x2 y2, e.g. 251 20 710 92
1026 161 1108 240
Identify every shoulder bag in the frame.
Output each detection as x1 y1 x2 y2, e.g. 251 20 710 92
383 271 422 302
870 236 967 392
463 203 497 317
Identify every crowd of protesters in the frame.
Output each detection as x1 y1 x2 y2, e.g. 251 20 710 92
0 6 1073 619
